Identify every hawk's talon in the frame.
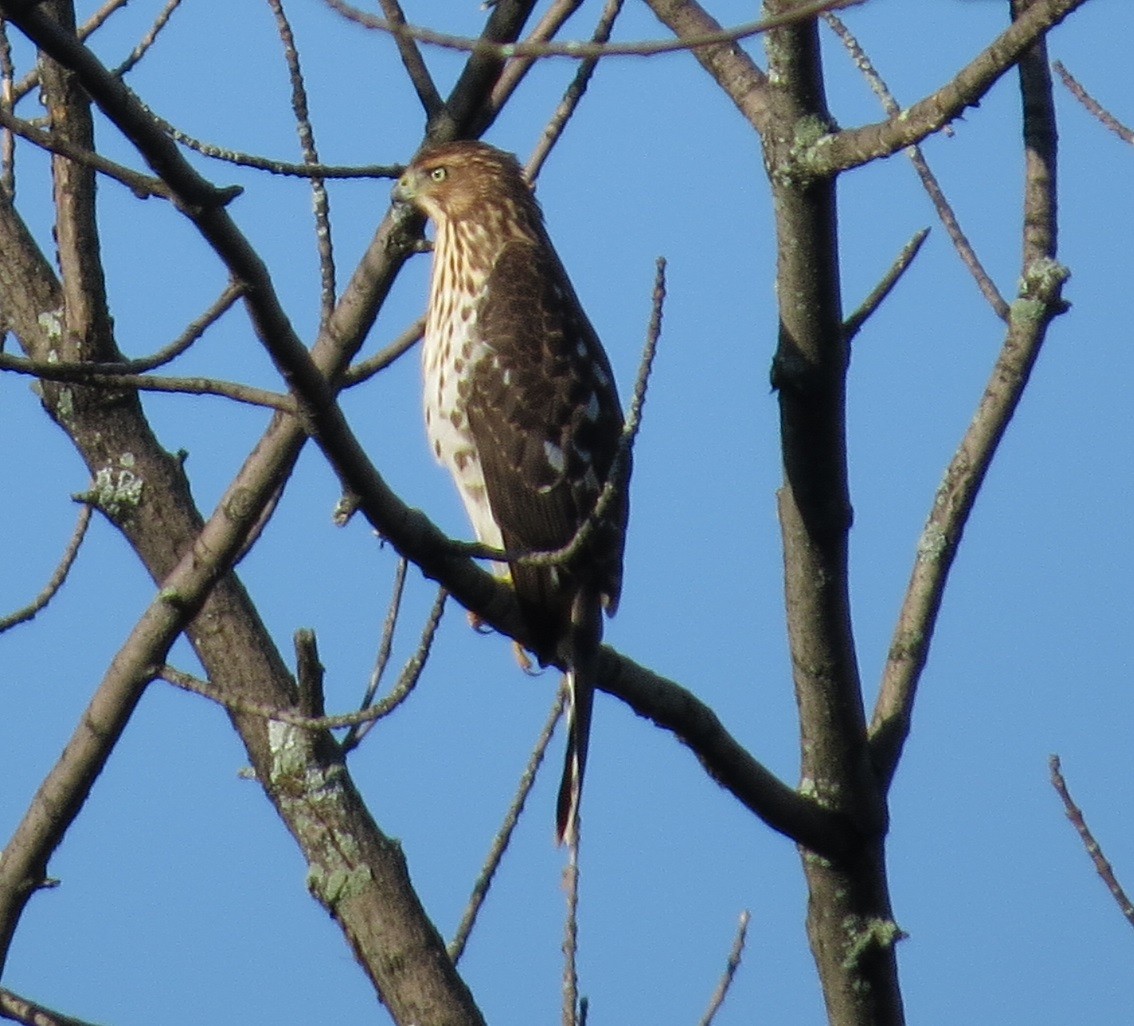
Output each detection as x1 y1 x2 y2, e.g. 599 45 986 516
513 641 540 675
466 610 494 635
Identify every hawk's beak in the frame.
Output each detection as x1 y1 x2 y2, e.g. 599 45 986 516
391 171 416 207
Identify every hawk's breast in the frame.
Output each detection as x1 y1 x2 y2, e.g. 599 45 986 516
422 263 505 554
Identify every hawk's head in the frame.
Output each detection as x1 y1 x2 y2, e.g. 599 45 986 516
392 140 541 232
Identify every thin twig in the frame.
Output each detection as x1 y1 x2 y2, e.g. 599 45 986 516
807 0 1090 177
0 503 92 633
342 318 423 387
267 0 336 324
111 0 183 78
824 13 1010 320
340 557 408 752
363 585 448 729
842 227 929 343
326 0 862 60
116 280 246 372
1049 755 1134 930
527 255 665 565
449 687 566 964
698 911 751 1026
525 0 625 182
3 279 239 373
146 103 399 179
0 353 295 412
1052 61 1133 144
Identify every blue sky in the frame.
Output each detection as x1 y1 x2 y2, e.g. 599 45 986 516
1 1 1132 1023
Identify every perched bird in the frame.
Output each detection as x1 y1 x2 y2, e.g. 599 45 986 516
393 141 629 845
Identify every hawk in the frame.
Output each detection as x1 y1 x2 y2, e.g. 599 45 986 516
393 141 629 845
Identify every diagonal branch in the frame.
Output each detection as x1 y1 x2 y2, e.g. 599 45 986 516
1049 755 1134 929
449 688 565 965
1053 61 1134 144
0 987 102 1026
0 352 295 410
524 0 625 182
598 648 853 859
842 226 928 343
377 0 443 117
869 6 1068 787
0 502 92 633
483 0 585 124
111 0 183 78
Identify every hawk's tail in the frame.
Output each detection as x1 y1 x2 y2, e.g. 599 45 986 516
556 590 601 846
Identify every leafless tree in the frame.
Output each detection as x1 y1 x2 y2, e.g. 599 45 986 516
0 2 1120 1025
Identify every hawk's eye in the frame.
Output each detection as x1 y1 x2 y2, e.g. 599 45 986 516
430 166 447 183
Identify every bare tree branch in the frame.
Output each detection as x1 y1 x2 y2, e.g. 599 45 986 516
1049 755 1134 930
449 688 565 965
0 104 169 197
341 317 423 386
698 911 751 1026
9 0 127 104
1053 60 1134 144
761 6 903 1020
378 0 443 118
161 583 446 734
842 227 928 343
563 811 581 1026
115 279 245 372
341 557 407 749
144 105 401 179
524 0 625 182
110 0 183 78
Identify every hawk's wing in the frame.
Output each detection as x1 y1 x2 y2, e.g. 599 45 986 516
465 239 627 662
